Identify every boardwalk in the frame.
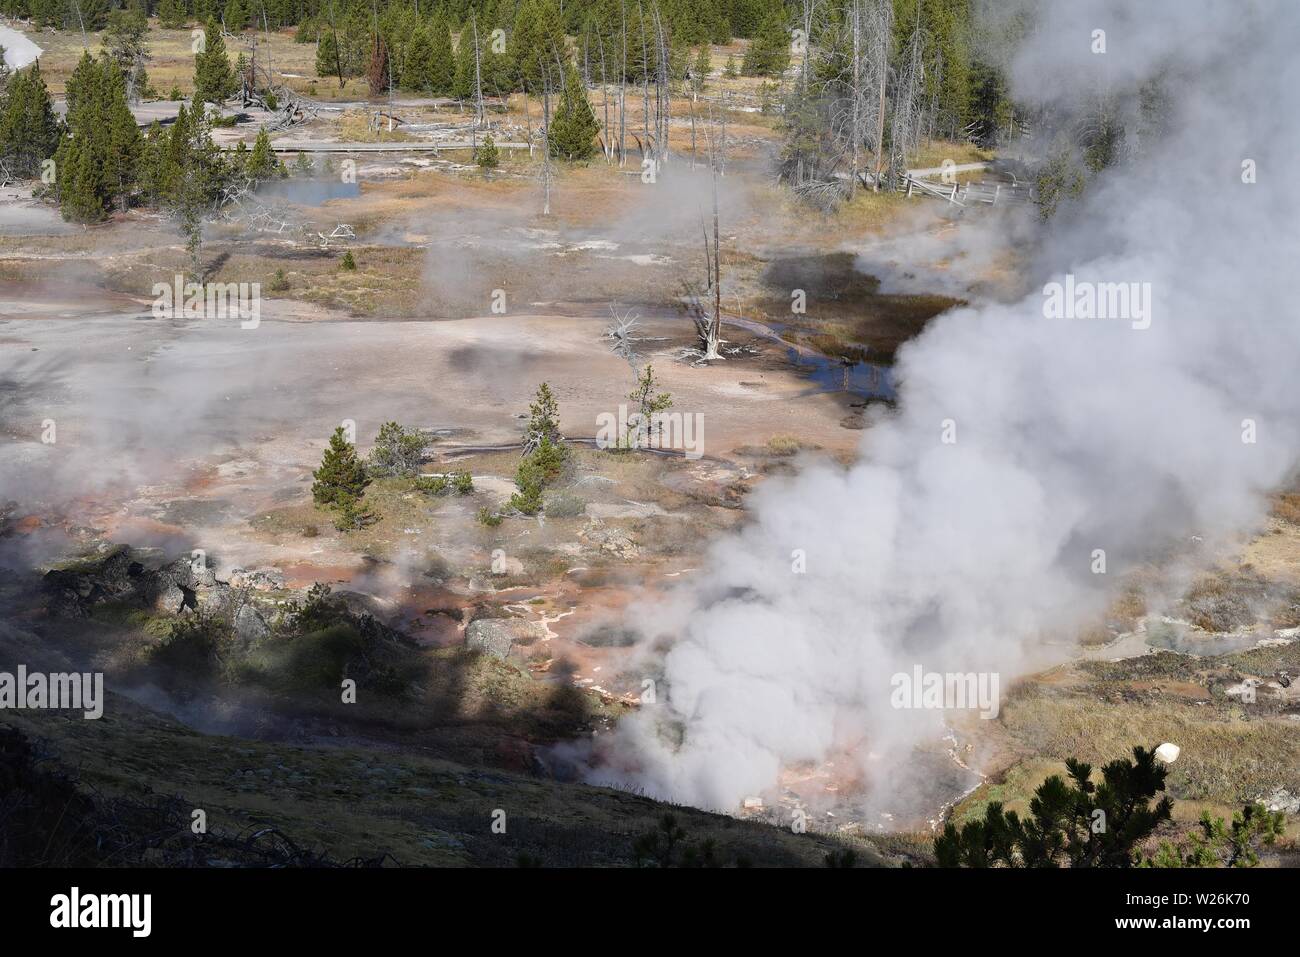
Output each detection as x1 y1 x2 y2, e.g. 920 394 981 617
256 140 530 153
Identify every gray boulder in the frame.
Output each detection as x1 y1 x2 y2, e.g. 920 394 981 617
152 579 187 614
466 618 548 660
234 603 271 642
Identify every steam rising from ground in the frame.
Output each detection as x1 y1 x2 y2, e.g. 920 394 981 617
588 0 1300 811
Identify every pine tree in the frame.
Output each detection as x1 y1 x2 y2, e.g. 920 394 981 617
548 64 598 161
452 23 475 100
316 29 337 84
400 25 433 91
224 0 248 32
367 421 430 477
509 0 565 94
692 44 711 92
741 10 790 77
59 135 107 223
722 53 739 78
0 60 61 178
135 121 168 204
312 426 370 507
147 103 227 278
156 102 193 202
427 15 454 95
102 61 142 207
56 54 141 221
479 17 513 93
157 0 186 29
246 127 274 179
893 0 972 138
101 7 150 103
934 747 1174 868
523 381 564 453
475 133 499 171
194 18 237 106
507 0 540 92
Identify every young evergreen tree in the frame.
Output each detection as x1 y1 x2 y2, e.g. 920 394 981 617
522 381 564 454
509 0 565 94
147 102 227 278
935 747 1175 868
194 18 237 105
312 426 371 507
367 421 430 477
427 15 455 95
507 0 540 92
741 10 791 77
55 54 141 221
58 135 108 223
452 22 480 101
134 120 168 204
691 44 711 93
246 127 275 180
157 0 187 29
102 60 143 207
0 60 61 178
548 64 599 161
101 7 150 103
223 0 249 31
475 132 499 171
400 25 433 91
316 29 344 87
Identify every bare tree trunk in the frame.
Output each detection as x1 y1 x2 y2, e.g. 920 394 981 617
619 1 628 166
652 1 669 167
523 88 534 156
541 71 552 215
641 66 650 156
598 35 612 162
872 31 888 189
692 108 725 361
851 0 861 196
719 93 727 177
710 163 721 357
690 91 697 168
472 14 485 129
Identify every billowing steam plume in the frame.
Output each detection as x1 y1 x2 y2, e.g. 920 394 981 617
588 0 1300 811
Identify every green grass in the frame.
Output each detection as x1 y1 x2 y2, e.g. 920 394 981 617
1 697 896 867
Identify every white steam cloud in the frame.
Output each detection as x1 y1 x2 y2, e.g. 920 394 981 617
587 0 1300 811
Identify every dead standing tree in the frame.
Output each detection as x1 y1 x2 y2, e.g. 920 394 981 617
604 307 645 369
473 15 487 130
650 1 670 171
887 14 927 190
782 0 894 205
684 105 725 361
537 44 568 217
619 0 629 166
